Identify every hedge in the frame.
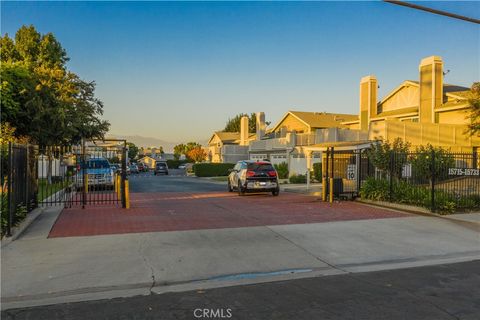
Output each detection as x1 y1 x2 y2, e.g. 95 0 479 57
193 163 235 177
359 177 480 214
274 162 289 179
289 174 307 184
313 162 322 182
166 159 190 169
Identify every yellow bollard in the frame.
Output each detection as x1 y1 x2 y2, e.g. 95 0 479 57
322 177 327 202
116 175 121 198
329 178 334 203
85 175 88 193
125 179 130 209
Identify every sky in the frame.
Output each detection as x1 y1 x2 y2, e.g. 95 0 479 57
2 1 479 146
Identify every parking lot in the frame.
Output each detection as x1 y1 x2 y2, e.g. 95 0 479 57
49 171 408 237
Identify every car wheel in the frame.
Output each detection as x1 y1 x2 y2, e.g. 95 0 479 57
227 180 233 192
154 172 157 175
272 188 280 196
166 172 169 175
238 180 245 196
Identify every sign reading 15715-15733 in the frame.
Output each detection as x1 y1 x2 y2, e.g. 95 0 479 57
448 168 480 176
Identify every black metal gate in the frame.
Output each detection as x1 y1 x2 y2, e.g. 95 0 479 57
322 147 480 212
37 141 128 208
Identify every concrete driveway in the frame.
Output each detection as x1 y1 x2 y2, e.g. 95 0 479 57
2 173 479 309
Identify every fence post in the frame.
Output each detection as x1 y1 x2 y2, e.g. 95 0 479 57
389 151 394 202
329 147 334 203
322 148 329 202
430 149 435 212
25 144 29 211
82 142 87 209
7 143 13 237
121 146 127 208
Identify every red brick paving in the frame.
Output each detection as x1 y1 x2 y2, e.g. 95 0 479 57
49 192 409 238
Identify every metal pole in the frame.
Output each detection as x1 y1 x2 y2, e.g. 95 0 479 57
322 148 329 202
121 144 127 208
7 143 13 237
329 147 334 203
82 140 87 209
389 152 394 202
431 149 435 212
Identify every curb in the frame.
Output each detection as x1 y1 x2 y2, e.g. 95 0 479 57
1 206 45 248
1 188 65 247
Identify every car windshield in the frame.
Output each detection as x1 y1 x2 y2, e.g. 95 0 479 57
247 162 274 172
87 159 110 169
157 163 166 167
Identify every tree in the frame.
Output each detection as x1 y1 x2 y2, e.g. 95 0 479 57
467 82 480 136
173 143 186 160
411 145 455 182
0 25 109 146
224 113 257 133
186 146 207 163
127 143 139 161
366 138 411 178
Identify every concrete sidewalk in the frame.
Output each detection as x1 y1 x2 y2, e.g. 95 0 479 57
1 205 479 310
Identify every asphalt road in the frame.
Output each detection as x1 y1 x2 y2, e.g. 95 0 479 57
128 170 226 193
3 260 479 320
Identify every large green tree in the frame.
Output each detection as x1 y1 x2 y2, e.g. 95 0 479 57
127 142 139 161
224 113 257 133
467 82 480 136
0 25 109 146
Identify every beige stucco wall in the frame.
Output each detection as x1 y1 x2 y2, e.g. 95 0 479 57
436 109 470 125
369 120 479 152
275 114 309 134
380 85 419 113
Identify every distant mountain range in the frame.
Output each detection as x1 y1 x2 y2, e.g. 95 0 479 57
107 134 207 153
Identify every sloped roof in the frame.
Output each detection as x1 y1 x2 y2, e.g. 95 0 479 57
209 131 256 144
371 106 418 119
214 131 240 143
272 111 358 132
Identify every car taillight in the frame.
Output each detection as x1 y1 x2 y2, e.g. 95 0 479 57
268 171 277 177
247 170 256 177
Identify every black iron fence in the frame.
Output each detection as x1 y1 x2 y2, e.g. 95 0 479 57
1 143 38 236
323 147 480 213
1 142 129 236
37 144 127 207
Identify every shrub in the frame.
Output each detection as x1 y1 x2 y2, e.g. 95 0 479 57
313 162 322 182
289 174 307 184
193 163 234 177
274 162 289 179
166 159 189 169
359 177 463 214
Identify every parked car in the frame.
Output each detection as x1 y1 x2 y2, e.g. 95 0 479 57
77 157 114 189
137 163 145 172
154 161 169 175
129 164 139 174
228 160 279 196
178 163 187 169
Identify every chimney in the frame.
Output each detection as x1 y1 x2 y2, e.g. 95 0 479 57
256 112 266 140
419 56 443 123
239 115 249 146
359 75 378 131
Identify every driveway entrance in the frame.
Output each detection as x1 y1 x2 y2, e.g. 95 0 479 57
49 173 408 237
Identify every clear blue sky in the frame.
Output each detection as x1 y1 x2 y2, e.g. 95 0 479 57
2 1 479 144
